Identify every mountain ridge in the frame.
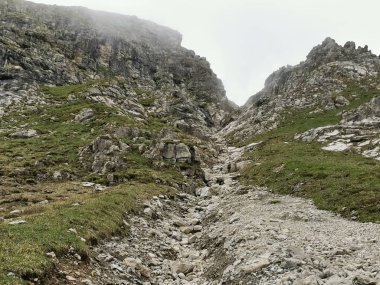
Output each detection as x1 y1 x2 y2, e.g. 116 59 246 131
224 37 380 141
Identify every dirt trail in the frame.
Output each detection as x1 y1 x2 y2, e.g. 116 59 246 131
77 138 380 285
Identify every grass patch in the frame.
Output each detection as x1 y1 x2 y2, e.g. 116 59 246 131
0 82 173 181
240 85 380 222
0 182 175 284
0 97 134 179
40 79 110 100
138 97 156 107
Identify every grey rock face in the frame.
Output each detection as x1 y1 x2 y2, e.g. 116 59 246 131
162 143 176 161
295 95 380 160
175 143 192 163
224 37 380 140
80 135 128 175
161 142 200 163
9 129 38 138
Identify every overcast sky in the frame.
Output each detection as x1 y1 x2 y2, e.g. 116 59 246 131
32 0 380 105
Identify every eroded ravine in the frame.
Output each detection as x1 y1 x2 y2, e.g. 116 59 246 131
70 137 380 285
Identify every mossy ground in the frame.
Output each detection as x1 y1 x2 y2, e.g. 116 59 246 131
239 85 380 223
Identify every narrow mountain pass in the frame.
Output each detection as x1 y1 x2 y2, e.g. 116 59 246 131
54 137 380 285
80 137 240 285
2 2 380 285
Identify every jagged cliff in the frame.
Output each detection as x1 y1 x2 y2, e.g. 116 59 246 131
226 38 380 223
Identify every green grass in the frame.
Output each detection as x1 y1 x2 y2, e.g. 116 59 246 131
40 80 110 100
0 183 175 284
138 97 156 107
0 97 133 179
240 85 380 222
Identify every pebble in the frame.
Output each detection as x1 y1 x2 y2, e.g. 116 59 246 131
66 275 76 282
81 279 94 285
46 252 56 258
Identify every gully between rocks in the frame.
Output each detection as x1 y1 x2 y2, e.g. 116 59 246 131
54 137 380 285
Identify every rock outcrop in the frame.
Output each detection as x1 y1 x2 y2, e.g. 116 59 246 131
224 38 380 140
2 1 380 284
80 135 129 175
65 139 380 285
296 95 380 159
0 0 236 137
161 142 200 163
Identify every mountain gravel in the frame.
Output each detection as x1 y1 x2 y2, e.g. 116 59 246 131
69 137 380 285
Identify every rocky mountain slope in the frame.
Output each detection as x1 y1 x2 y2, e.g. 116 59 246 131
0 0 235 283
0 0 238 186
224 37 380 141
0 0 235 132
224 39 380 226
50 141 380 285
1 0 380 284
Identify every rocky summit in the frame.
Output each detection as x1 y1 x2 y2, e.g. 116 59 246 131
0 1 380 285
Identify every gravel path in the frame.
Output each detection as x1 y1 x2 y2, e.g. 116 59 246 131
85 139 380 285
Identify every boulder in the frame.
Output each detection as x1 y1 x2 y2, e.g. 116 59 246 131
162 143 176 161
175 143 192 163
334 96 349 107
161 142 198 163
170 261 195 275
190 146 201 163
196 186 211 197
74 108 94 122
9 129 38 138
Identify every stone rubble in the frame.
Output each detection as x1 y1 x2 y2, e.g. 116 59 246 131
77 137 380 285
296 95 380 160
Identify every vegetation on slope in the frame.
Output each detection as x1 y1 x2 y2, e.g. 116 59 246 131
239 85 380 223
0 82 200 283
0 183 175 284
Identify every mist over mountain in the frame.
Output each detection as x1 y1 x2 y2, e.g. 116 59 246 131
0 1 380 284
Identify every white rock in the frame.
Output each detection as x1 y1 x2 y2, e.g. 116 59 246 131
81 182 95 187
322 141 352 152
8 219 27 225
196 187 211 197
9 129 38 138
46 252 56 258
241 258 270 273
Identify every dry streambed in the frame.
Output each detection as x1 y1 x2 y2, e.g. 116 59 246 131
58 141 380 285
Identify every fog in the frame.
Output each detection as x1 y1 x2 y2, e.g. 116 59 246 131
32 0 380 105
